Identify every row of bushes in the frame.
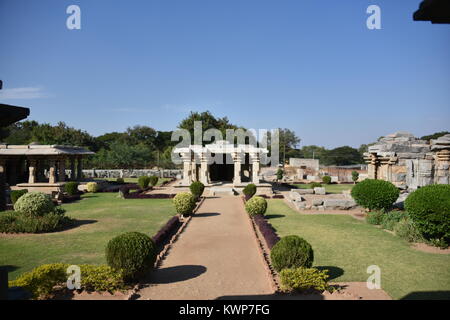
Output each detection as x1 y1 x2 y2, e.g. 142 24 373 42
354 180 450 247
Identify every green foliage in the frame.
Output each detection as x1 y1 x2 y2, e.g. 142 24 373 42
404 184 450 244
420 131 449 141
149 175 159 187
309 182 322 189
351 179 400 211
106 232 157 280
86 182 98 193
245 196 268 216
189 181 205 200
10 189 28 204
138 176 151 189
116 177 125 184
9 263 125 299
381 211 408 231
279 267 330 293
351 171 359 183
64 182 79 196
322 176 331 184
270 235 314 272
276 168 284 181
173 192 196 216
322 146 363 166
0 209 73 233
394 217 424 243
243 183 257 198
366 210 384 225
13 192 55 217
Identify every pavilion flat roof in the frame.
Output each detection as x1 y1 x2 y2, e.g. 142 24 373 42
0 144 95 156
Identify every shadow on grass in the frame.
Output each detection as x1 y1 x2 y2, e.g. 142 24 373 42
401 291 450 300
315 266 344 281
148 265 207 284
265 214 286 219
0 265 19 273
58 219 98 232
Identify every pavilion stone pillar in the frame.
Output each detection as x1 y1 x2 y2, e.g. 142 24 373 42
76 156 83 181
233 152 242 186
366 154 378 179
48 160 57 184
0 160 6 211
436 150 450 184
250 153 260 184
58 158 66 182
70 157 76 180
182 152 192 185
28 159 37 184
199 153 209 185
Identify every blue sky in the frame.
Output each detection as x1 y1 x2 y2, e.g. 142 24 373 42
1 0 449 148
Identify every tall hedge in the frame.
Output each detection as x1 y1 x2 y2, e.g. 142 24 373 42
405 184 450 243
351 179 399 211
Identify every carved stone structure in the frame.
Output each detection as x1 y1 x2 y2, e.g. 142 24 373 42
0 144 94 195
364 132 450 189
173 140 269 187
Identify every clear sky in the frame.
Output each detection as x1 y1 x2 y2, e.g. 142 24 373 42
1 0 449 148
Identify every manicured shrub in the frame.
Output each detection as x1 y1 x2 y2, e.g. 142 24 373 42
0 210 73 234
276 168 284 181
366 210 384 225
10 189 28 204
270 235 314 272
173 192 196 216
152 216 181 246
9 263 125 299
86 182 99 193
106 232 157 280
243 183 257 200
381 211 408 231
279 267 330 293
149 175 159 187
14 192 54 217
322 176 332 184
404 184 450 244
351 179 400 211
64 182 79 196
253 214 280 249
138 176 151 189
351 171 359 184
394 217 424 243
309 182 322 189
189 181 205 201
116 178 125 184
245 196 267 216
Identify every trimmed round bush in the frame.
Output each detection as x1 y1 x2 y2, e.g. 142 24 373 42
322 176 332 184
14 192 55 217
245 196 267 216
138 176 151 189
309 182 322 189
243 183 257 200
189 181 205 201
10 189 28 204
116 177 125 184
64 182 79 196
106 232 157 280
173 192 196 216
86 182 98 193
149 175 159 187
404 184 450 243
270 235 314 272
351 179 399 211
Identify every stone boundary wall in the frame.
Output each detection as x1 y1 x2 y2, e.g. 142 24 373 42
66 169 182 179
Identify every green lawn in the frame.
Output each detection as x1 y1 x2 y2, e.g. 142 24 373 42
292 183 354 194
95 177 172 185
266 199 450 300
0 193 176 280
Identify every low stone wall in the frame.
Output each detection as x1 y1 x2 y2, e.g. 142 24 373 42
66 169 182 179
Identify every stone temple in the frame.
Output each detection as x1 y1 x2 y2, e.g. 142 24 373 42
364 132 450 190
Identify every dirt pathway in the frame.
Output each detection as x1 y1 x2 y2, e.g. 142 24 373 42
137 196 273 299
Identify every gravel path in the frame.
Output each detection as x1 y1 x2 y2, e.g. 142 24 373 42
137 196 273 299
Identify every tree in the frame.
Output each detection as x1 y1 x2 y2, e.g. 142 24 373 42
352 171 359 184
322 146 363 166
421 131 450 141
263 128 301 164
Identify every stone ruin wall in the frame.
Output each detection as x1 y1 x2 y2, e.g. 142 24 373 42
364 132 450 190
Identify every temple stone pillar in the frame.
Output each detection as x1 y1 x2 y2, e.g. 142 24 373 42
8 160 18 186
199 154 209 185
233 152 242 186
367 154 378 179
76 157 83 181
58 159 66 182
182 152 192 185
28 160 37 184
48 160 57 184
250 153 260 184
436 150 450 184
0 160 6 211
70 157 76 180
